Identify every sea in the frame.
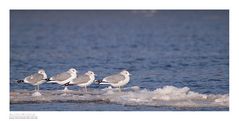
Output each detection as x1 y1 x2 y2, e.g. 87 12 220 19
10 10 229 111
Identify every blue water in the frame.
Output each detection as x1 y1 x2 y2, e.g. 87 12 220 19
10 10 229 111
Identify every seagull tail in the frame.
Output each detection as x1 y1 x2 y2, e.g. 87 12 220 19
99 82 110 85
95 80 103 84
17 80 24 83
95 80 109 85
45 78 57 83
45 78 51 82
64 82 74 86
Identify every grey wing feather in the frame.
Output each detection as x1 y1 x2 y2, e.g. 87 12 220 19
104 74 125 84
25 73 44 83
71 75 90 84
51 72 71 81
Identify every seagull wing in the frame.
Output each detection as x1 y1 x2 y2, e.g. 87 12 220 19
71 75 90 85
25 73 44 84
104 74 125 84
51 72 71 82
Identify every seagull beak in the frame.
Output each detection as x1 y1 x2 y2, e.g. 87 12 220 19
129 73 132 75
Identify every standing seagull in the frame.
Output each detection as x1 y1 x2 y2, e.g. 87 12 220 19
96 70 131 91
17 69 47 92
65 71 96 92
47 68 77 91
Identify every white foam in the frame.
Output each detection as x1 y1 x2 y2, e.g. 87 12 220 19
31 91 42 97
10 85 229 108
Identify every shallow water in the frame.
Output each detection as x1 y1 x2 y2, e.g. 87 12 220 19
10 10 229 111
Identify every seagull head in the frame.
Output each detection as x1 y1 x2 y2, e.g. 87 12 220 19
38 69 47 79
68 68 77 74
86 71 96 76
38 69 46 74
120 70 131 76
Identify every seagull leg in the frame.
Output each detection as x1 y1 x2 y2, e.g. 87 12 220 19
61 86 69 95
119 86 121 92
85 86 87 92
32 85 41 96
64 86 68 91
37 85 40 91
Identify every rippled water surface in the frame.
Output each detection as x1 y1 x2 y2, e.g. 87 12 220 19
10 10 229 111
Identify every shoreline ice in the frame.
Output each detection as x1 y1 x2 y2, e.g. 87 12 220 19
10 85 229 108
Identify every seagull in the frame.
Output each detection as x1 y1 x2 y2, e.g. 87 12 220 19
96 70 131 91
65 71 96 92
46 68 77 91
17 69 47 92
